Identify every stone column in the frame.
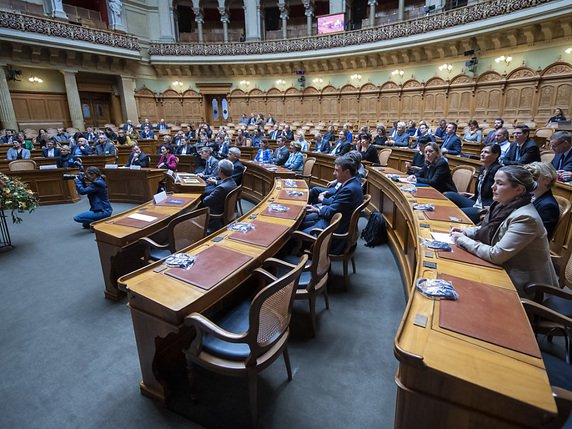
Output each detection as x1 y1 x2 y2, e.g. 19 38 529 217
303 0 314 36
117 76 138 124
368 0 377 27
61 70 84 131
158 0 176 42
193 7 205 43
398 0 405 21
329 0 345 14
218 7 230 42
278 2 289 40
243 0 262 41
48 0 68 19
0 64 17 130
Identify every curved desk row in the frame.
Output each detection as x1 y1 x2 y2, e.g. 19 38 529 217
117 177 309 402
365 167 557 428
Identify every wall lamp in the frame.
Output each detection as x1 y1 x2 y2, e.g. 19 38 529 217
239 80 251 87
439 64 453 73
350 73 362 81
276 79 286 86
28 76 43 83
565 48 572 54
312 78 324 84
495 55 512 65
172 80 184 87
391 69 404 77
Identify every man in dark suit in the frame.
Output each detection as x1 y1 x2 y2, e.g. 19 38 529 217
177 137 196 156
122 120 134 133
282 124 294 141
483 118 504 145
502 125 540 166
550 131 572 181
204 147 244 195
139 126 154 140
313 132 331 153
269 136 288 166
83 127 97 143
94 135 116 156
329 131 352 156
201 159 237 232
268 124 280 140
124 145 150 167
42 141 61 158
300 155 364 254
440 123 462 155
197 147 219 180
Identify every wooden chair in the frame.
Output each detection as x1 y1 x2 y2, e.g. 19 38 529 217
184 254 308 428
540 150 555 164
377 148 392 166
550 386 572 429
209 185 242 232
283 212 342 336
451 165 476 193
551 195 572 258
138 207 209 262
297 156 316 185
8 159 37 171
521 298 572 364
535 127 555 149
329 194 372 290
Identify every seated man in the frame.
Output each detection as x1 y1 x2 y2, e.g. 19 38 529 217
330 131 352 156
197 147 219 180
484 117 504 145
440 122 462 155
495 127 511 161
42 141 61 158
6 140 31 160
300 155 364 254
125 145 150 167
502 124 540 165
177 137 196 156
313 132 330 153
71 137 92 157
253 139 272 162
94 135 116 156
139 126 154 140
52 128 70 145
83 127 98 143
204 147 244 195
550 131 572 181
57 145 82 169
272 136 290 166
0 129 15 144
200 159 237 232
388 121 410 147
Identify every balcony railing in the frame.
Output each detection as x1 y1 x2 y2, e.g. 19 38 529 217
0 10 140 51
149 0 552 57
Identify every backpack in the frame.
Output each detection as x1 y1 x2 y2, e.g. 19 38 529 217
361 211 387 247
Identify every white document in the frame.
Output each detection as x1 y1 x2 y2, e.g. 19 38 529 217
431 232 454 244
127 213 157 222
153 191 168 204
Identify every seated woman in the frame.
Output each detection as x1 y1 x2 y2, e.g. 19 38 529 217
374 125 388 146
406 141 457 193
405 136 429 174
462 119 483 144
57 145 82 168
547 107 567 125
445 144 501 223
253 139 272 162
295 131 309 152
156 145 178 170
525 161 560 240
116 129 132 146
451 165 558 297
284 142 304 171
357 132 379 164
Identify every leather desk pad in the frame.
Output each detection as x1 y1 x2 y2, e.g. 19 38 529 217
227 220 289 247
438 274 541 358
113 211 168 228
277 189 308 201
155 196 194 206
437 244 501 269
410 188 447 200
165 245 253 291
424 206 471 223
260 203 304 220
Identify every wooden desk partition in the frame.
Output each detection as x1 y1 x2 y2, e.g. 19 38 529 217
118 178 308 403
366 167 557 428
6 168 80 205
91 193 201 300
241 160 296 202
103 168 166 204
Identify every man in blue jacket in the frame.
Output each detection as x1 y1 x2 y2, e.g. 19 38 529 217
301 155 364 254
440 122 462 155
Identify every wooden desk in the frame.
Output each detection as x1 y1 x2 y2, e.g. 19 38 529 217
241 160 296 202
91 193 201 300
104 168 166 204
366 167 557 428
6 168 80 205
118 178 308 402
0 155 116 174
170 174 206 194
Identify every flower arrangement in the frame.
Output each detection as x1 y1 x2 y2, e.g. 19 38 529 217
0 173 39 223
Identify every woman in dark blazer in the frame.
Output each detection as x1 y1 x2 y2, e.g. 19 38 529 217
445 144 501 223
525 161 560 240
407 142 457 193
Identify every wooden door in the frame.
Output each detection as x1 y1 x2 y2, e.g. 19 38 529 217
80 92 111 128
204 95 226 127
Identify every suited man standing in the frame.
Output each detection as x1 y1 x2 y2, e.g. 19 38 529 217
330 131 352 156
300 155 364 254
440 123 462 155
125 145 149 167
550 131 572 182
272 136 290 166
201 159 237 232
502 125 540 166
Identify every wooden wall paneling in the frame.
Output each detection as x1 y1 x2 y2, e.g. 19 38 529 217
135 88 159 123
320 86 339 123
10 92 71 127
283 88 301 123
302 87 320 123
379 82 400 124
401 80 423 122
447 75 474 122
228 89 247 122
538 63 572 124
339 85 359 124
423 78 448 125
504 67 540 123
247 89 266 117
359 83 380 126
181 89 203 124
474 72 504 123
266 88 284 121
160 89 184 123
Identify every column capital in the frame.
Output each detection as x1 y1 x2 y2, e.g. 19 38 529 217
367 0 377 6
60 69 79 75
193 7 204 24
218 7 230 23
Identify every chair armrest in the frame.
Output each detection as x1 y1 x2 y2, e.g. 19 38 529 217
185 312 247 343
252 267 278 285
138 237 168 250
521 298 572 328
526 283 572 301
553 386 572 428
332 231 349 239
291 230 318 243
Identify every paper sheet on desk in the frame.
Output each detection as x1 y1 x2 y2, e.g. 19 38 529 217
431 232 453 244
127 213 157 222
